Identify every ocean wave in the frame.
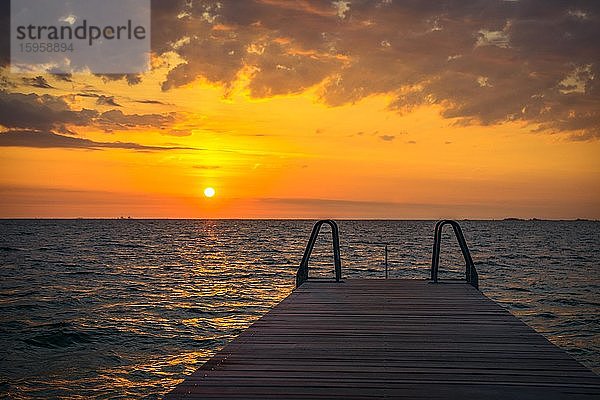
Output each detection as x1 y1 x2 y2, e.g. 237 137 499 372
0 246 22 252
535 311 558 319
23 323 94 349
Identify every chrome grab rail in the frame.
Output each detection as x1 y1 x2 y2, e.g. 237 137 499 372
296 220 342 288
431 220 479 289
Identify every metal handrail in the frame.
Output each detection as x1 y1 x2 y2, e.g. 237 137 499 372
296 220 342 288
431 220 479 289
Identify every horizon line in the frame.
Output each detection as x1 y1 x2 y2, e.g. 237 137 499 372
1 217 598 222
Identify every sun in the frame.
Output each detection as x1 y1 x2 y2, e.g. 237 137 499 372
203 187 216 198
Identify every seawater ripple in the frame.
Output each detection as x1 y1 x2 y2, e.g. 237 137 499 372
0 219 598 398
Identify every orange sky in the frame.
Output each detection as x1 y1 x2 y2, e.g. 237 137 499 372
1 1 599 219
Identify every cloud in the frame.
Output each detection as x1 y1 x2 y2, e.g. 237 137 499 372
22 76 54 89
150 1 600 139
0 75 16 90
76 91 102 98
96 95 121 107
0 91 97 133
3 2 598 138
259 197 404 213
333 1 351 20
379 134 395 141
0 130 199 151
250 196 579 219
163 129 191 136
193 165 220 169
0 91 175 134
135 99 168 105
78 92 158 108
97 109 175 130
253 197 492 218
52 73 73 82
95 73 142 85
0 184 197 218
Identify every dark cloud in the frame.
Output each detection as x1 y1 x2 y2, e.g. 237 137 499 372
22 76 54 89
77 92 125 108
0 91 97 133
0 129 199 151
246 40 341 97
96 95 122 107
135 99 168 105
51 73 73 82
150 0 600 139
161 33 246 91
95 73 143 86
0 75 15 90
97 109 175 130
77 92 102 98
379 135 395 141
0 91 175 134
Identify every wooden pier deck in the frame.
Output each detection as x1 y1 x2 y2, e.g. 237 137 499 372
166 279 600 399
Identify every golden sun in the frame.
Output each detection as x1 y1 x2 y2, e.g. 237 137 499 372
203 187 216 198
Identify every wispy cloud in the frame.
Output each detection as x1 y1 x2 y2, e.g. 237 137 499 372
0 130 200 152
253 197 523 219
135 99 168 105
193 165 220 169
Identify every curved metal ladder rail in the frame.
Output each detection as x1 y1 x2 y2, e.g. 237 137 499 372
296 220 342 288
431 220 479 289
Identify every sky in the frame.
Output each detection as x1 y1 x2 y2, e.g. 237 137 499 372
1 0 599 219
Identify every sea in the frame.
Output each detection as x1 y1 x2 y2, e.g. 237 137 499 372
1 219 598 399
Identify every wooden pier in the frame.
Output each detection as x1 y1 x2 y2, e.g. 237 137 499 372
166 279 600 399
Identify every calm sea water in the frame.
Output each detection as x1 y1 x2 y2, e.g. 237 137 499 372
1 220 598 398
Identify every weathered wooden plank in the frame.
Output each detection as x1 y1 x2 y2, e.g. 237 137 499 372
166 279 600 399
